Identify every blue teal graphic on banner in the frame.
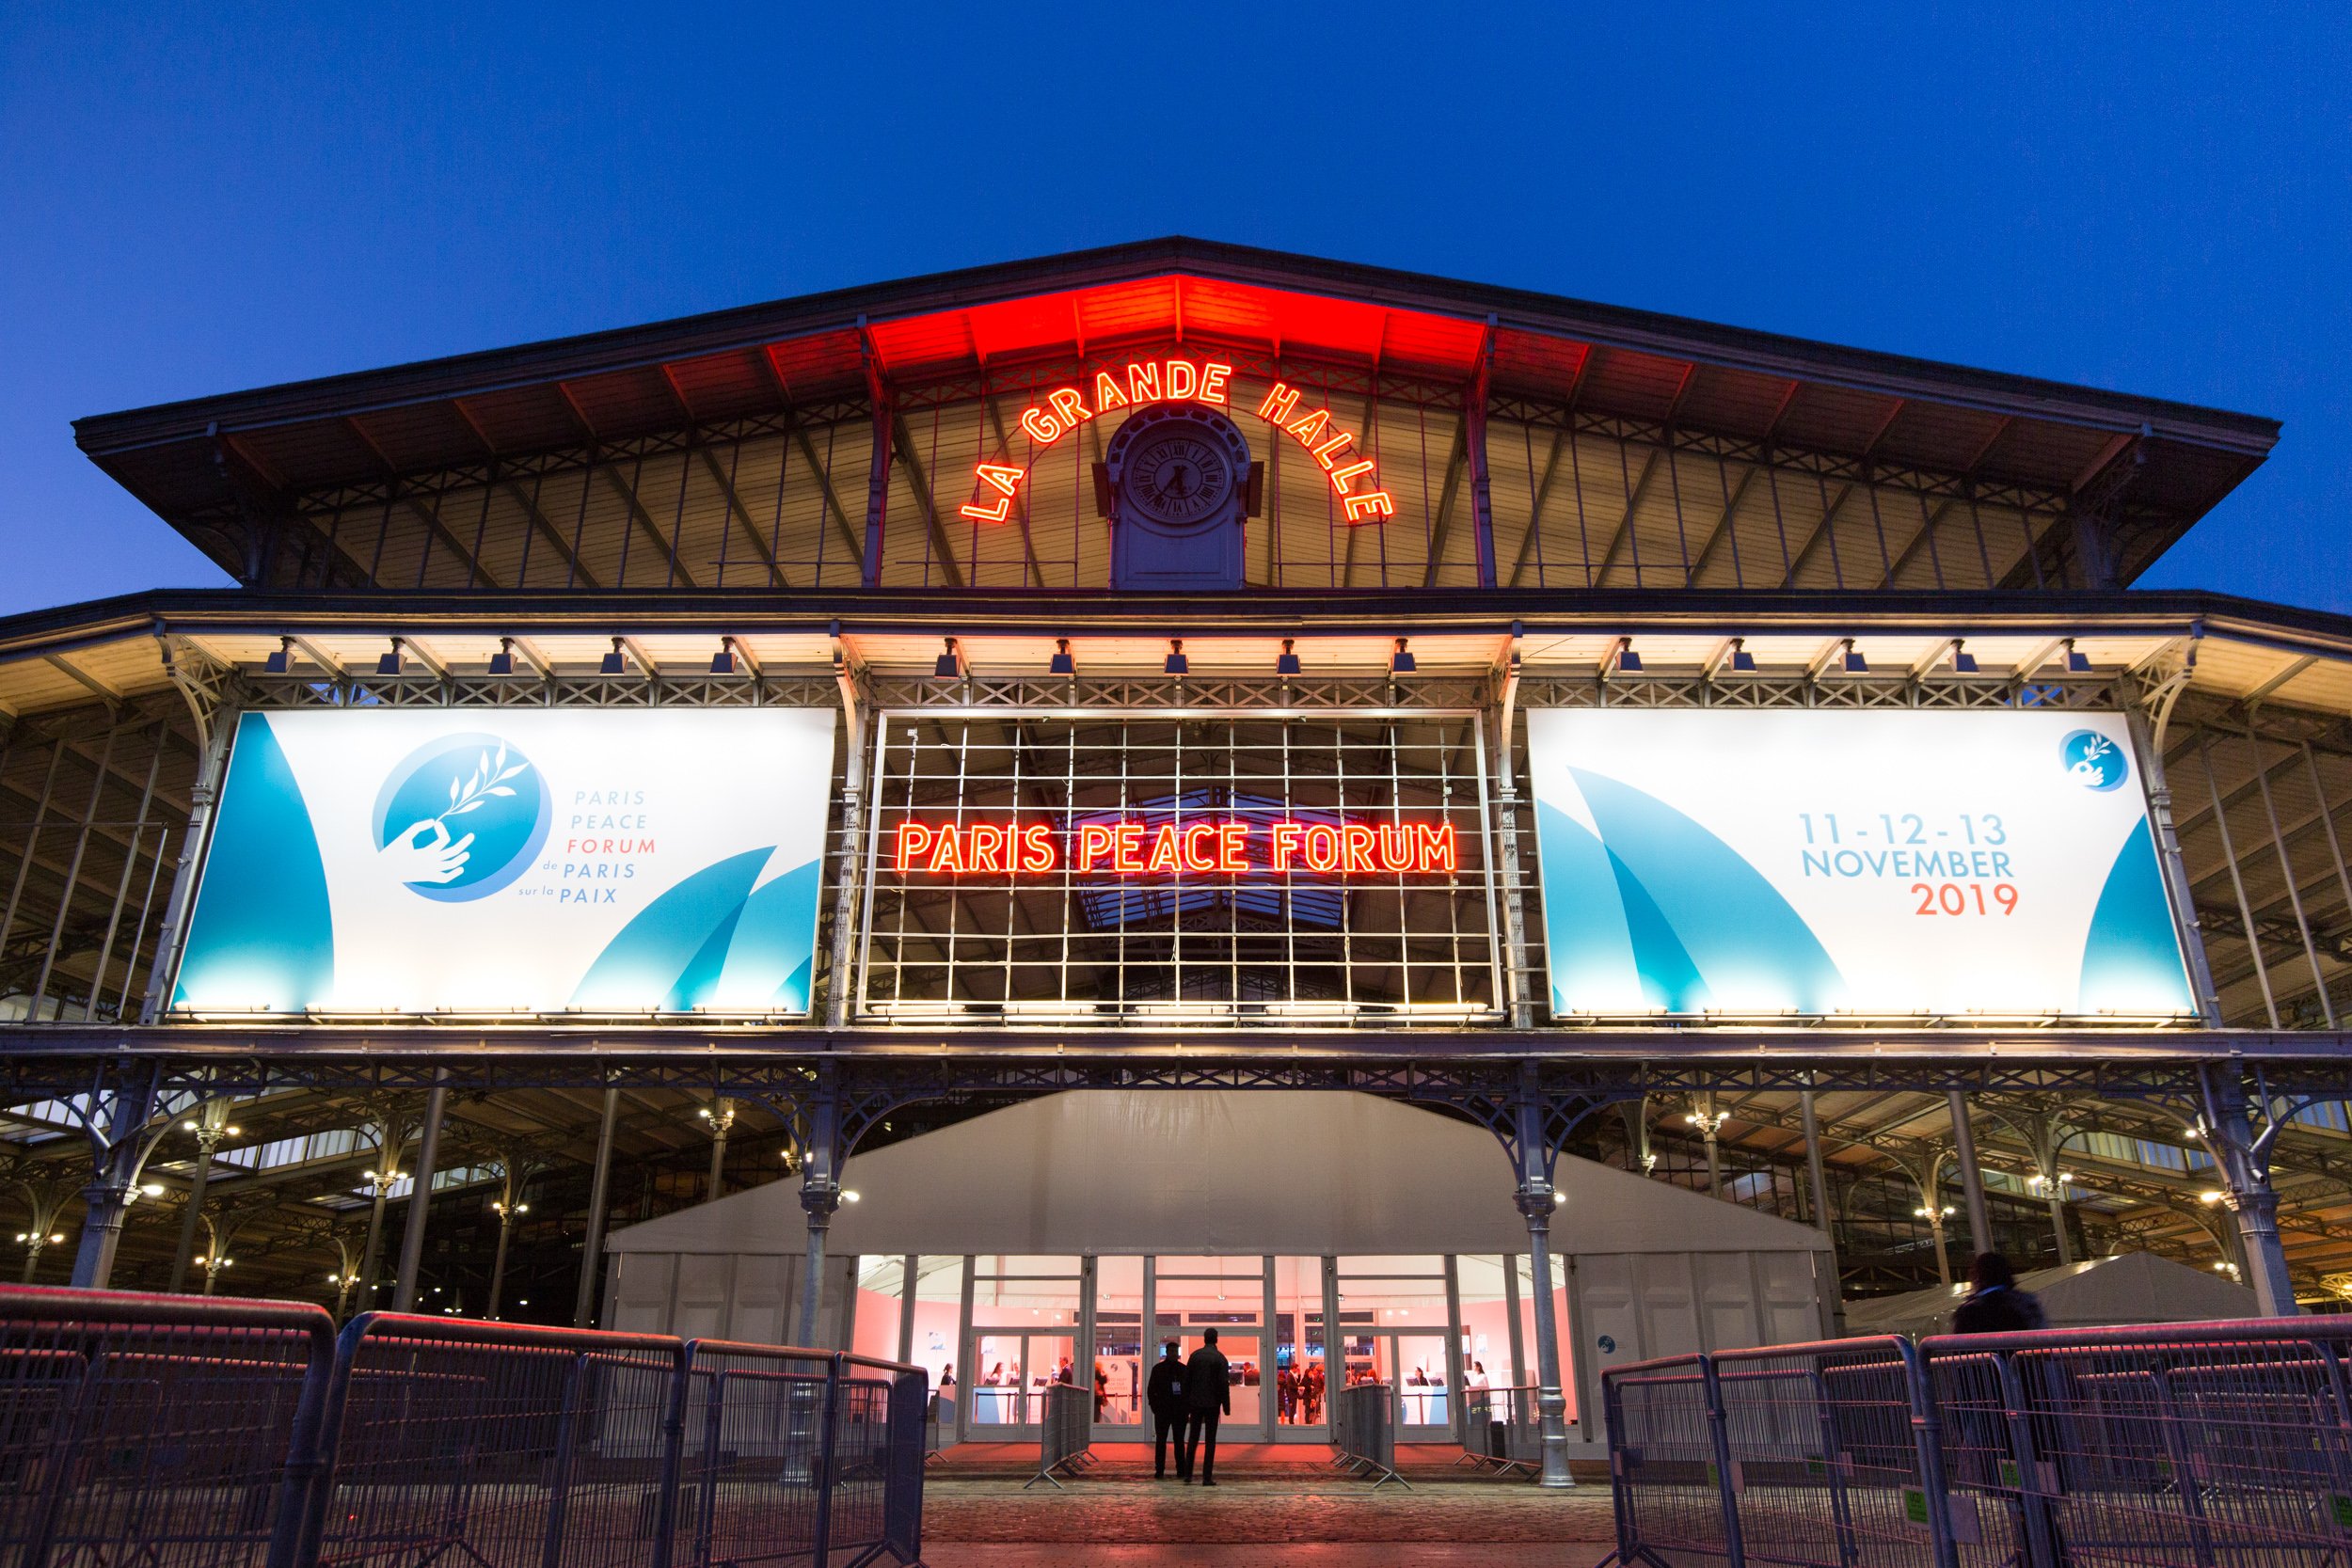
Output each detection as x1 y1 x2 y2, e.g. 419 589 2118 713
170 715 334 1011
371 733 552 901
2079 818 2191 1009
569 847 822 1012
2060 730 2129 793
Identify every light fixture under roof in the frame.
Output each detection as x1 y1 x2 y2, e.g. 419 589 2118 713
1727 637 1756 673
375 638 405 677
265 636 294 675
1841 639 1868 674
1390 637 1416 674
1613 637 1642 674
488 637 516 676
1951 639 1979 674
1276 638 1301 676
2064 638 2091 673
599 638 627 676
1049 638 1075 676
709 638 737 675
1164 639 1188 676
932 638 961 679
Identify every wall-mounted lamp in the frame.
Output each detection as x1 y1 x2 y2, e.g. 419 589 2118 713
1727 637 1756 673
375 638 405 677
1613 637 1643 674
1841 639 1868 674
2064 638 2091 673
932 638 961 679
1950 639 1979 674
1276 638 1302 676
709 637 739 675
265 636 294 674
1390 637 1416 674
1164 639 1188 676
488 637 517 676
599 638 627 676
1049 638 1076 676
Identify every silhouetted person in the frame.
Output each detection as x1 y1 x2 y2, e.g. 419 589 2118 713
1183 1327 1232 1484
1145 1340 1185 1479
1954 1252 2046 1334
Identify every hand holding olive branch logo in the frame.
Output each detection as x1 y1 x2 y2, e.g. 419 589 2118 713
377 741 532 886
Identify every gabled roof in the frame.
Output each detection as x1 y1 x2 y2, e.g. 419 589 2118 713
72 239 2277 583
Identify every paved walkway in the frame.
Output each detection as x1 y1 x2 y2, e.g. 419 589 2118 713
927 1548 1605 1567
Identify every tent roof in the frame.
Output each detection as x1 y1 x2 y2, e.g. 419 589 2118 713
1844 1250 2262 1337
605 1089 1829 1259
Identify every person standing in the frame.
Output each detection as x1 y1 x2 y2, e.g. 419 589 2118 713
1183 1327 1232 1484
1145 1340 1186 1480
1953 1252 2046 1334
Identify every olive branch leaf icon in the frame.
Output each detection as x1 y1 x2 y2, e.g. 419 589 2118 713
437 739 530 824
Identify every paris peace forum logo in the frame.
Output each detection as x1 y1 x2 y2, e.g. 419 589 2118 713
371 734 552 902
2059 729 2128 793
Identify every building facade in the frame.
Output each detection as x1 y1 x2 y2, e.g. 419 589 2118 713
4 242 2347 1486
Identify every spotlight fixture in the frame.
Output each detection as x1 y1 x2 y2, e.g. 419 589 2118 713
265 636 294 674
599 638 627 676
375 638 405 677
1841 639 1868 674
1049 638 1076 676
1276 638 1302 676
488 637 516 676
1390 637 1416 675
1613 637 1643 674
932 638 961 679
709 637 739 675
2064 638 2091 674
1951 639 1979 674
1164 639 1188 676
1727 637 1756 673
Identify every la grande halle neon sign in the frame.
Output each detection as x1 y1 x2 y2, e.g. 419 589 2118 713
892 818 1455 876
960 357 1395 525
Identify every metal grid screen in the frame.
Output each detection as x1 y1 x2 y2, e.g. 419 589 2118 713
855 711 1502 1023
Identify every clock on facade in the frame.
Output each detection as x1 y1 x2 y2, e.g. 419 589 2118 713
1099 403 1261 591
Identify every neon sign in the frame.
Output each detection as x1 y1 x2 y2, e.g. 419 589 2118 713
891 818 1456 876
959 357 1391 525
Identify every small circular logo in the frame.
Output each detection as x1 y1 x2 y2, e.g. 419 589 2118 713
1597 1335 1617 1354
372 734 550 902
2059 729 2128 793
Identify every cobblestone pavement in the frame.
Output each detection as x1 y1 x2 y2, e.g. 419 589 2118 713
926 1547 1605 1567
923 1475 1617 1545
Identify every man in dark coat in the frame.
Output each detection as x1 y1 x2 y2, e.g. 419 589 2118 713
1145 1341 1185 1479
1953 1252 2047 1335
1182 1327 1232 1484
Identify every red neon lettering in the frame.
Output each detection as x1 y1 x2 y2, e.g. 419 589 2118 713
1200 362 1232 404
1128 362 1161 404
1180 823 1220 873
1285 406 1331 445
1218 820 1249 872
958 494 1011 523
1327 459 1375 494
977 463 1024 496
1076 823 1115 873
1311 430 1355 470
1020 407 1061 444
1270 821 1304 871
1145 825 1182 874
1165 359 1199 401
1303 823 1341 872
927 831 965 874
1340 823 1378 872
970 823 1007 873
1343 492 1396 523
1048 388 1090 430
1258 382 1302 424
1093 371 1129 411
894 821 934 870
1377 822 1412 871
1412 822 1456 872
1112 823 1145 873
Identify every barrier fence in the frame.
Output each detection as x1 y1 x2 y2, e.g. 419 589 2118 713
1023 1384 1096 1490
1330 1382 1409 1489
0 1284 926 1568
1458 1384 1545 1477
1600 1315 2352 1568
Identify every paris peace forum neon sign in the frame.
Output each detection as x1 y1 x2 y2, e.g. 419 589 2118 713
891 818 1455 876
958 357 1396 526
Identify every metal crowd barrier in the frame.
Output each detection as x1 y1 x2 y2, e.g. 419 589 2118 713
0 1283 925 1568
1457 1384 1544 1477
1023 1382 1096 1490
1329 1381 1409 1489
1600 1316 2352 1568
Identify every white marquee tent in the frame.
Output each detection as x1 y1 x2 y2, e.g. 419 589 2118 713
1842 1250 2261 1338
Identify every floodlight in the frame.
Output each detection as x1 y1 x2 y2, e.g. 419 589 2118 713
1390 637 1416 674
932 638 961 679
2064 638 2091 673
1841 640 1867 674
488 637 516 676
265 636 294 674
1951 640 1979 674
376 639 405 676
1727 638 1756 673
599 637 627 676
1049 638 1076 676
1164 639 1188 675
709 638 737 675
1276 638 1302 676
1613 637 1643 673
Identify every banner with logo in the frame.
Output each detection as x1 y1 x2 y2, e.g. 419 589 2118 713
171 708 834 1015
1524 709 2194 1020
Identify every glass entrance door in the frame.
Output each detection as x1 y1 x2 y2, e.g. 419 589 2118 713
966 1329 1074 1435
1152 1321 1263 1437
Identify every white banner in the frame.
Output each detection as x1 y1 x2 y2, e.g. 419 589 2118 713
1524 709 2194 1020
172 708 834 1015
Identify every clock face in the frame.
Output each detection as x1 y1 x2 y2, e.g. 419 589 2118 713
1126 434 1232 525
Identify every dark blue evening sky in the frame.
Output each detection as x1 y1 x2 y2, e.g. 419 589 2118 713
2 5 2344 617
